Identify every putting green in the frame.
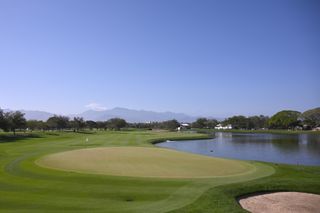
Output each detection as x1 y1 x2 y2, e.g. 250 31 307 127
36 147 255 178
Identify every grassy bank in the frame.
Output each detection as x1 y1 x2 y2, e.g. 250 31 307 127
0 130 319 212
171 164 320 212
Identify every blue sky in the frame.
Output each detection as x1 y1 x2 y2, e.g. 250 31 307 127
0 0 319 117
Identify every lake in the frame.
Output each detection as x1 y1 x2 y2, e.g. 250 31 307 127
156 132 320 166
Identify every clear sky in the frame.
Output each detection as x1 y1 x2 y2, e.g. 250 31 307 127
0 0 319 117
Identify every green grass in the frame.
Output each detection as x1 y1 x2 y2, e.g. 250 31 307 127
36 147 256 178
0 130 319 212
171 164 320 212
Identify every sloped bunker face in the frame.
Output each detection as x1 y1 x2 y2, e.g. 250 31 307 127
239 192 320 213
36 147 254 178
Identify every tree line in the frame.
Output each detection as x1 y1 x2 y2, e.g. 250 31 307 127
191 115 269 130
191 107 320 130
0 109 128 133
129 120 180 130
28 116 128 132
0 110 27 134
1 107 319 134
0 108 182 133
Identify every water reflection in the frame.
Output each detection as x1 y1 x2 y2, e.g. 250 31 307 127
156 132 320 166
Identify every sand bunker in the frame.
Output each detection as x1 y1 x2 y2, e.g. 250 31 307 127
239 192 320 213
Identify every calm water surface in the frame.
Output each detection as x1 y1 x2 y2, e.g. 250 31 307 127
156 132 320 166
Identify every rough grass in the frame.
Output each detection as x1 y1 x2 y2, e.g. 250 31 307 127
171 164 320 212
0 130 318 212
36 147 254 178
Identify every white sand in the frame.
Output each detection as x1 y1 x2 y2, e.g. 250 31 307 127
239 192 320 213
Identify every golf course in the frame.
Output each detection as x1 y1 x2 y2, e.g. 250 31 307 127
37 147 255 178
0 130 319 212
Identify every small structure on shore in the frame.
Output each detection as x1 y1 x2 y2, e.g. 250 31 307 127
215 124 232 130
177 123 190 131
312 127 320 131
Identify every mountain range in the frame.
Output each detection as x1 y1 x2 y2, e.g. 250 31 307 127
3 107 198 123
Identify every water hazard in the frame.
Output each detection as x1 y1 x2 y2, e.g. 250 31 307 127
156 132 320 166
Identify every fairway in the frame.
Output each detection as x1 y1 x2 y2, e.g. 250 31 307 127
0 131 277 212
37 147 254 178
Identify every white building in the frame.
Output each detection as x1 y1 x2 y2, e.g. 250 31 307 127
215 124 232 130
181 123 190 128
312 127 320 131
177 123 190 131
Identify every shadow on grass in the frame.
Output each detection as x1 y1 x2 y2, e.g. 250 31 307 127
69 144 101 147
77 131 95 134
0 133 43 143
46 132 60 136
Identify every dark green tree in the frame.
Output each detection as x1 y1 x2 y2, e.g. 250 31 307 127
0 108 5 131
96 121 107 130
86 120 97 130
47 116 59 130
268 110 301 129
161 119 180 130
71 117 86 132
301 107 320 128
192 118 218 129
5 111 27 134
26 120 45 131
107 118 127 130
247 115 269 130
192 118 209 128
47 115 69 130
207 119 219 129
223 116 248 129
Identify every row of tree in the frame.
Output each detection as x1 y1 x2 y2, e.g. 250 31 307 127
0 108 182 133
0 110 27 134
33 116 127 131
0 109 129 133
268 108 320 129
222 115 269 129
190 115 268 130
129 120 180 130
191 108 320 130
1 107 319 133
